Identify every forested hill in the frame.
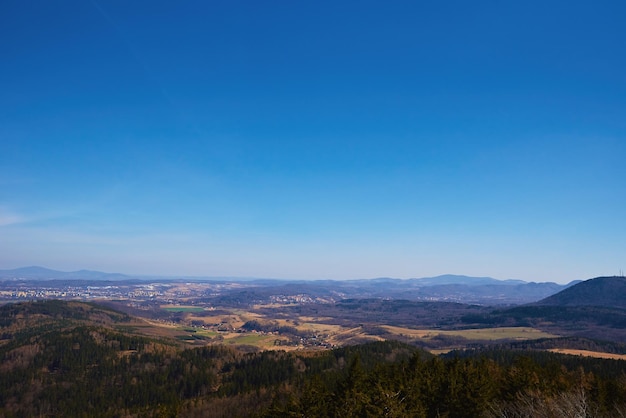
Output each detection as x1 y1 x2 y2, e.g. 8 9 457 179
2 300 626 417
534 276 626 308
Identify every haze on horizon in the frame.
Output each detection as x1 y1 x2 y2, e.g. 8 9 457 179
1 1 624 285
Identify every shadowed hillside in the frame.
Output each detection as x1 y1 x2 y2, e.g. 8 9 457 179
471 277 626 342
534 276 626 309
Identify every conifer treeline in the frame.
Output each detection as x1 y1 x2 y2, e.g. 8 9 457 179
2 301 626 417
264 347 626 417
1 326 626 417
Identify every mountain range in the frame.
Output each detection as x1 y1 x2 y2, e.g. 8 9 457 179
0 266 582 305
0 266 132 281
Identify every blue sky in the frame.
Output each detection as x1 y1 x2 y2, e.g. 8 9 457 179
1 1 625 283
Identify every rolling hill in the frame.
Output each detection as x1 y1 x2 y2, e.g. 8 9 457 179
534 276 626 309
2 300 626 416
479 277 626 342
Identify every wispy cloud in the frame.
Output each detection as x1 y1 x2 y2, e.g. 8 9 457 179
0 204 81 228
0 207 26 226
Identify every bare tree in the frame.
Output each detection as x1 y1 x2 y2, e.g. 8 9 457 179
485 387 594 418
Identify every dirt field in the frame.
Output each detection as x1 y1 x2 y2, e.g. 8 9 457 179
548 349 626 360
381 325 558 341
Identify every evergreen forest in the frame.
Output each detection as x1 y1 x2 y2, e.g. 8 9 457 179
1 300 626 417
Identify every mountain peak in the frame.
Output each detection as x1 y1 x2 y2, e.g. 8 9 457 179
535 276 626 309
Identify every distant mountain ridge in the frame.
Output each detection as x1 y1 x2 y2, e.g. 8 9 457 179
0 266 580 305
0 267 570 285
0 266 131 281
410 274 527 286
534 276 626 309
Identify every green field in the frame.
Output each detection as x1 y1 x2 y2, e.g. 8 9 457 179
226 334 276 346
198 330 219 338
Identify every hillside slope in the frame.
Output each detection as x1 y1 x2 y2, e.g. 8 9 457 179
3 301 626 416
535 276 626 309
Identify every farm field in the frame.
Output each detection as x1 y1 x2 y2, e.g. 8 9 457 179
125 304 564 352
222 333 280 348
548 349 626 360
274 318 345 335
381 325 558 341
327 326 385 346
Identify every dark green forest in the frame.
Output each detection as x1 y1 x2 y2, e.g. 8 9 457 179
2 301 626 417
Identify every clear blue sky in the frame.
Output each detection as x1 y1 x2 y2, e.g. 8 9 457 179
1 1 624 283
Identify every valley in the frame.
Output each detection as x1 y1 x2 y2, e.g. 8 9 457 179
2 275 626 416
110 302 560 353
1 298 626 417
2 270 626 353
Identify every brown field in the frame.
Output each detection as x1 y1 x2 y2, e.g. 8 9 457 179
123 305 562 352
548 349 626 360
184 315 229 324
296 316 335 322
118 316 309 351
381 325 558 341
187 311 263 328
115 319 194 343
274 318 347 335
327 326 385 346
187 309 350 338
381 326 433 339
